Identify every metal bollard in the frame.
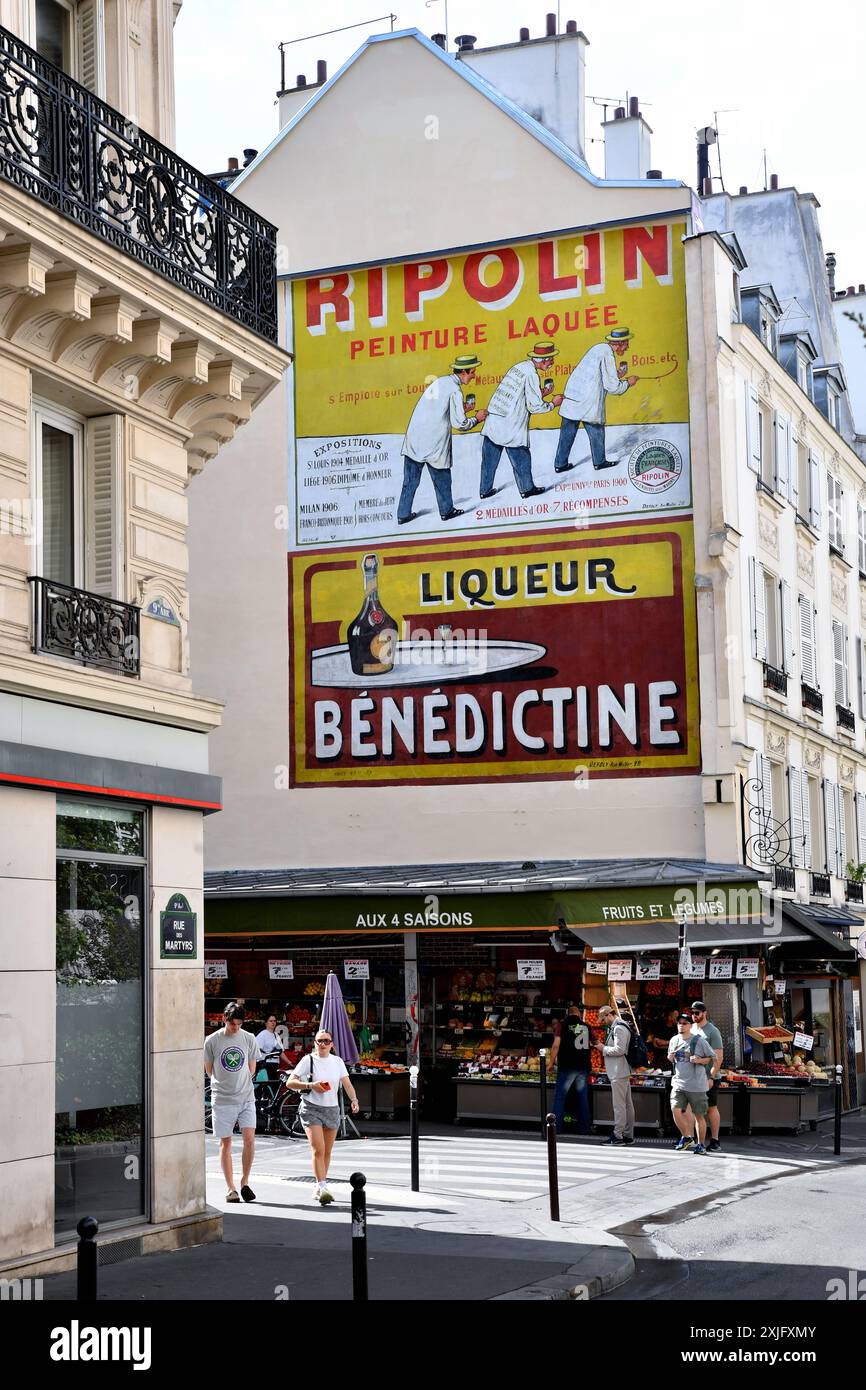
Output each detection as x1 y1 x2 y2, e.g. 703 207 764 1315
545 1113 560 1222
834 1064 843 1155
409 1065 419 1192
539 1048 548 1139
350 1172 368 1301
76 1215 99 1302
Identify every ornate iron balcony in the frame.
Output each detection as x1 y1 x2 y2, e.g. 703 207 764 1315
801 683 823 714
772 864 796 892
845 880 864 904
763 663 788 696
810 872 831 898
836 704 856 733
0 26 277 342
29 576 140 676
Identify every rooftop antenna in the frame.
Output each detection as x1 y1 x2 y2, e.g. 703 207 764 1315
713 109 737 193
425 0 449 50
278 14 396 91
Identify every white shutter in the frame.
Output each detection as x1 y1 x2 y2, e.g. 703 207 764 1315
837 785 847 878
833 620 848 707
857 791 866 868
809 451 821 528
750 558 767 661
788 429 799 509
746 384 761 474
859 638 866 721
760 755 774 829
85 415 124 598
799 595 815 687
790 768 805 868
859 506 866 575
803 775 813 870
76 0 106 97
781 580 794 675
825 781 838 876
774 414 788 497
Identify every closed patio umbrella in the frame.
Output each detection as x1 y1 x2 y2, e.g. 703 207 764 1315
321 971 360 1065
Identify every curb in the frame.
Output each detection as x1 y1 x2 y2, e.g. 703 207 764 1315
490 1245 635 1301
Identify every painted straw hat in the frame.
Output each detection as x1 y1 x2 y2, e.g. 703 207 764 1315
606 327 633 344
451 354 482 372
527 341 559 360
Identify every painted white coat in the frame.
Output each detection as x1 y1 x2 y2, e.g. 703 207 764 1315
482 360 552 447
559 343 629 422
401 375 476 468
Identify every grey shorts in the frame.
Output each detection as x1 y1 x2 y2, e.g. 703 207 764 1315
212 1096 257 1139
670 1088 709 1117
299 1101 340 1130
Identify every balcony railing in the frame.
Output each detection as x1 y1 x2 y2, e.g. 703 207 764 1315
810 872 831 898
0 26 277 342
836 704 856 733
801 683 823 715
773 864 797 892
30 575 140 676
763 663 788 696
845 880 864 904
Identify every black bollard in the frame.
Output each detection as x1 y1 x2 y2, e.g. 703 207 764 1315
546 1113 560 1222
350 1172 368 1301
409 1065 420 1192
539 1048 548 1139
834 1064 843 1155
76 1215 99 1302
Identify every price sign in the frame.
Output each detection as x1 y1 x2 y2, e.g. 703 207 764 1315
204 960 227 979
682 955 706 980
607 959 633 981
709 957 734 980
585 960 608 976
793 1031 814 1051
636 959 661 981
344 959 369 981
774 980 787 996
268 960 294 981
517 959 546 981
736 958 759 979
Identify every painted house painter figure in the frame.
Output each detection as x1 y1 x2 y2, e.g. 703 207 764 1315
479 341 563 499
553 327 638 472
397 354 487 525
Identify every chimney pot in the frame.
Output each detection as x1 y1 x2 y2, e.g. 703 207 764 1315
546 12 557 36
646 169 662 180
702 176 713 196
614 106 625 120
227 157 239 171
770 173 779 190
519 26 530 41
739 185 748 195
296 74 307 88
243 148 258 166
629 96 640 118
455 33 476 51
431 32 447 49
848 286 856 296
860 284 865 294
317 59 327 84
566 19 578 33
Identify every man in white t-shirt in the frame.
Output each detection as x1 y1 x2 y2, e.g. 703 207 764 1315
288 1030 360 1205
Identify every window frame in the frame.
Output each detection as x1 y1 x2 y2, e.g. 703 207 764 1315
31 399 86 590
33 0 74 71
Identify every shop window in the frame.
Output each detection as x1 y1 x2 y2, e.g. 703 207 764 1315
55 800 146 1237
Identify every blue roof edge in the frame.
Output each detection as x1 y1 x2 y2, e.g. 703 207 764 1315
231 27 686 195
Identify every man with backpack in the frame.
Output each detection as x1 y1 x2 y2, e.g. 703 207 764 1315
599 1003 636 1145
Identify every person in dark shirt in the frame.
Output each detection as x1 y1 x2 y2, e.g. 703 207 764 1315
549 1003 591 1134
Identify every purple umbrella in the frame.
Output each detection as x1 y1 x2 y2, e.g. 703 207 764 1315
321 972 359 1065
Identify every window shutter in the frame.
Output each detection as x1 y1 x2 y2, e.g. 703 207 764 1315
76 0 106 97
787 429 799 509
790 769 805 868
809 451 821 529
833 620 847 707
774 413 788 497
750 558 767 661
802 776 813 870
859 638 866 721
781 580 794 675
759 755 774 828
825 781 838 876
857 791 866 868
85 415 124 599
746 384 761 474
859 506 866 575
837 786 847 878
799 595 815 687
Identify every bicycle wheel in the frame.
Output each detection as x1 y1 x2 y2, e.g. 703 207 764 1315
204 1079 213 1133
275 1088 304 1137
254 1081 275 1134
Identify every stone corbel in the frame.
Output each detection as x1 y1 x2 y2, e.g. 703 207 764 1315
5 268 105 353
169 360 252 428
186 434 221 476
0 244 57 298
52 294 140 367
93 317 181 398
137 339 217 412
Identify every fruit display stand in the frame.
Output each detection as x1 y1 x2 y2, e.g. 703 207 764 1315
350 1063 410 1119
589 1074 670 1134
453 1075 545 1124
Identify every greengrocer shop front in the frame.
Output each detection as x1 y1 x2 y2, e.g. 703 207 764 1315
203 859 849 1130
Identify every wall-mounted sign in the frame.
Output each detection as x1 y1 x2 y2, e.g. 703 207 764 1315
774 980 787 996
856 930 866 962
344 959 370 981
682 955 706 980
585 960 608 976
793 1031 814 1052
268 961 295 980
736 958 759 979
635 959 661 980
160 893 197 959
204 960 227 979
145 597 180 625
607 959 633 981
708 957 733 980
517 959 546 981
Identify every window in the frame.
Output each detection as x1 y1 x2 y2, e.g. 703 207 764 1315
859 506 866 577
33 0 105 95
773 412 798 506
856 791 866 872
799 594 818 690
789 767 812 868
824 780 847 877
832 619 849 707
796 351 810 394
750 560 792 676
857 636 866 719
809 776 825 871
827 387 839 431
796 440 811 520
34 0 72 70
843 789 856 876
827 473 845 553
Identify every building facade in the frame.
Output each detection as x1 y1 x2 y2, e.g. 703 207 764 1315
0 0 285 1271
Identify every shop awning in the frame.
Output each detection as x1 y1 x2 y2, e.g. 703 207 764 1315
568 903 856 956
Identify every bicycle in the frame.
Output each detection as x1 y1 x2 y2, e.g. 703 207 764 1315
253 1065 305 1137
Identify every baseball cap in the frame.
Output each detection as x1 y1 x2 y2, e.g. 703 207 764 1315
690 1001 706 1012
676 1012 692 1022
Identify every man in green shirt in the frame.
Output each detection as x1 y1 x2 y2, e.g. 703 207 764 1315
690 1002 724 1151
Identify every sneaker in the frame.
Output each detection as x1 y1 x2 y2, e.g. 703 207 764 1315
319 1184 334 1205
312 1184 322 1203
693 1143 708 1156
673 1137 691 1151
707 1138 721 1152
620 1136 635 1145
603 1134 624 1145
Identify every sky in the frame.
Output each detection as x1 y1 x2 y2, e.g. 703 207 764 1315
174 0 866 288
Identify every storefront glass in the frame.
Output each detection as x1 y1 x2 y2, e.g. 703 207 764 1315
55 803 146 1237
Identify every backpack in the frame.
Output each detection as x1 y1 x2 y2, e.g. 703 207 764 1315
620 1020 650 1070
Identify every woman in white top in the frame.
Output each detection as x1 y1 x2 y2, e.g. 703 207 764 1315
288 1030 360 1205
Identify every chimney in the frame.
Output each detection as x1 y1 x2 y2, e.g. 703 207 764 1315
702 176 713 196
826 252 836 294
278 61 328 130
647 169 662 179
227 156 239 172
739 185 748 195
602 97 653 180
566 19 578 33
860 284 865 294
296 74 307 88
519 27 530 41
431 32 447 49
317 59 327 84
455 33 476 51
546 13 557 36
242 148 258 167
848 286 856 296
770 173 779 190
458 22 588 156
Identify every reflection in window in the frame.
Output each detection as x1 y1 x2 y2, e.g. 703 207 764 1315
56 801 144 857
